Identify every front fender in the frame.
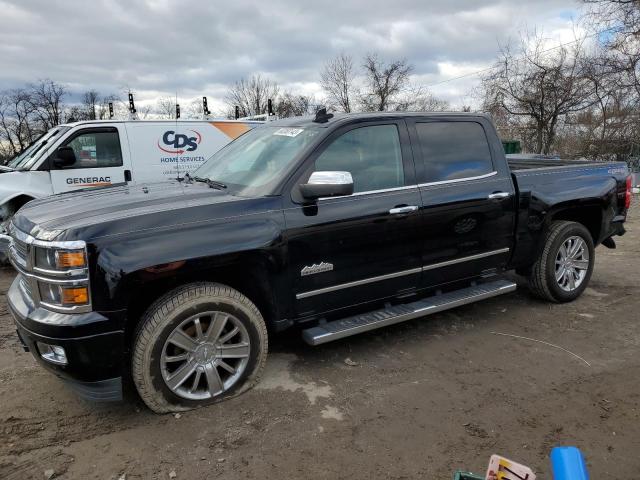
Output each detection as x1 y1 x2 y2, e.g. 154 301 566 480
0 171 52 213
90 210 288 312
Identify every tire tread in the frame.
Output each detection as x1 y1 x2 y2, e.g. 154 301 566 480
132 282 268 413
527 220 591 302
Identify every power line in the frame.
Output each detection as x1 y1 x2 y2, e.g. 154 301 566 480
424 26 618 89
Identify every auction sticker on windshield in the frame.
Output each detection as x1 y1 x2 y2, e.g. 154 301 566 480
274 128 303 137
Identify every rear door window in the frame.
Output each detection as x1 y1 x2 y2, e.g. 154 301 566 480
415 121 493 183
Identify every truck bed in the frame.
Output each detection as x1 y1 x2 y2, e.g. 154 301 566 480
507 156 598 171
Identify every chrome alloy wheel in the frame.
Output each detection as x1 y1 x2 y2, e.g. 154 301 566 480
160 312 250 400
554 235 590 292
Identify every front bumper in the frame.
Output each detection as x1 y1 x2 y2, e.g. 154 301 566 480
8 276 126 401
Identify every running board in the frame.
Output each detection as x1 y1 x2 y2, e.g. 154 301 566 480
302 279 516 346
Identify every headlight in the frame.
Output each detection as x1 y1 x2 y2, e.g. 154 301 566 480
31 241 90 311
9 226 92 313
35 246 87 271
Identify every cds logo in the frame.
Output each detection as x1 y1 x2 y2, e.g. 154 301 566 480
158 130 201 154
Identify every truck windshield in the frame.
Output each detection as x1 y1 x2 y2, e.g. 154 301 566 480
6 126 70 170
194 125 321 196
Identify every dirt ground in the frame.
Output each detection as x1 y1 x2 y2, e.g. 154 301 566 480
1 206 639 480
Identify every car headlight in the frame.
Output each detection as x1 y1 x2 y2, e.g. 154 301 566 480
31 243 90 311
34 246 87 271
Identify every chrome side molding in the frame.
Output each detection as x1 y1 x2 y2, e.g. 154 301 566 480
296 248 510 300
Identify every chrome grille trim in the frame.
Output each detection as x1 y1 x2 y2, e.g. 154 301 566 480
19 274 33 298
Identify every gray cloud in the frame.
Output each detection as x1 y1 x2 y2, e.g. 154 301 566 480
0 0 581 108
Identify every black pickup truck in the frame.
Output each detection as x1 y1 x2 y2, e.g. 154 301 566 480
5 112 631 412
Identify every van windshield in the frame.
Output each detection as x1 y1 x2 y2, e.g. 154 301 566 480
6 126 70 170
194 125 320 196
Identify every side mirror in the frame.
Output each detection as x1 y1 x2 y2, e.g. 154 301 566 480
300 171 354 200
53 146 76 168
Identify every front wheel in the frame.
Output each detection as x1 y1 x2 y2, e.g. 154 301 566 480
132 282 268 413
527 221 595 303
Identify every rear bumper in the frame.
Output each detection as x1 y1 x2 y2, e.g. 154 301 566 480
8 276 125 401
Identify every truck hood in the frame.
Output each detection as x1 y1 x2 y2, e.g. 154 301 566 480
13 181 276 241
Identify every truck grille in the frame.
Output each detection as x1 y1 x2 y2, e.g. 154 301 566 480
8 223 28 267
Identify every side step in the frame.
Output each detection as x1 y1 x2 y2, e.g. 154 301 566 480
302 279 516 346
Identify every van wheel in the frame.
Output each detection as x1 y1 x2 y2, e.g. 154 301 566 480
527 221 595 303
132 282 268 413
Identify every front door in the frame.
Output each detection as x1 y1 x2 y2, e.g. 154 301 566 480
283 120 423 319
408 118 516 288
49 127 129 193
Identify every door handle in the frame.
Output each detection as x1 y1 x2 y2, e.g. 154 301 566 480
124 169 132 182
389 205 418 214
488 192 511 200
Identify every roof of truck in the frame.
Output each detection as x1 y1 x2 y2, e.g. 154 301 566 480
268 111 490 128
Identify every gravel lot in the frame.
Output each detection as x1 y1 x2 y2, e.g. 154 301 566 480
1 205 638 479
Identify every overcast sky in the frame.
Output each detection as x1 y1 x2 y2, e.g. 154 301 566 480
0 0 583 113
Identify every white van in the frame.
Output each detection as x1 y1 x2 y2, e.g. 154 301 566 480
0 119 263 225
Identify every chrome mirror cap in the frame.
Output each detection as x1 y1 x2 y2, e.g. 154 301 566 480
307 171 353 185
300 171 354 200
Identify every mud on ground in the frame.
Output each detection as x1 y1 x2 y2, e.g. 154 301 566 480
1 207 638 479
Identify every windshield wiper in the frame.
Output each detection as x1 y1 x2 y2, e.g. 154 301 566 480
193 176 227 190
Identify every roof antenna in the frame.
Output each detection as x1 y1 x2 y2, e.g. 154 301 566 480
313 107 333 124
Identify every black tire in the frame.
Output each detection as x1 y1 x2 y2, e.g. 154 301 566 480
527 221 595 303
132 282 268 413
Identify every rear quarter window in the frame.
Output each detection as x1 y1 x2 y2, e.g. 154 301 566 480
415 121 493 183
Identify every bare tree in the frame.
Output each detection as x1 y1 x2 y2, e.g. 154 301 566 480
185 98 205 119
28 79 66 129
82 90 100 120
0 88 40 159
482 32 593 154
275 92 316 118
157 97 178 119
584 0 640 102
225 75 280 117
361 54 413 111
394 85 449 112
584 0 639 47
320 53 357 112
96 94 120 120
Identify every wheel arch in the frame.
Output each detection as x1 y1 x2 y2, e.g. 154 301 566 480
0 194 36 219
546 201 604 245
121 255 282 348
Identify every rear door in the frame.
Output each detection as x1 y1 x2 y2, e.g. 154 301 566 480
283 120 423 318
49 126 130 193
408 117 516 288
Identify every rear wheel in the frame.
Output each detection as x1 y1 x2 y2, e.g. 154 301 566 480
527 221 595 302
132 282 268 413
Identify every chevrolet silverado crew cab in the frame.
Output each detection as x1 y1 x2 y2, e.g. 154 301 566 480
5 111 631 413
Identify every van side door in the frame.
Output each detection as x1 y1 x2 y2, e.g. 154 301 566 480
407 117 516 289
48 126 131 193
